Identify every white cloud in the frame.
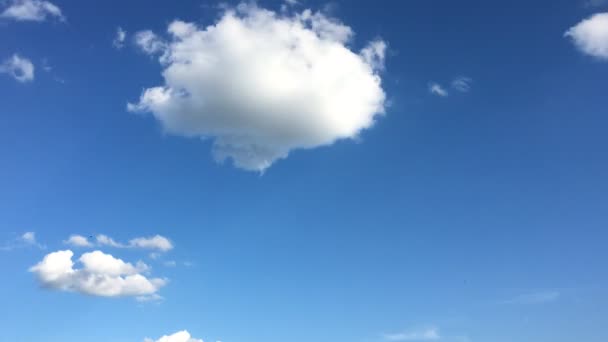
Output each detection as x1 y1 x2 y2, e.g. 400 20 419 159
1 231 44 251
428 82 448 97
113 26 127 49
65 234 93 247
0 54 34 82
94 234 173 252
451 77 472 92
21 232 36 244
134 30 167 55
128 3 386 171
565 12 608 59
144 330 203 342
129 235 173 252
501 291 560 305
384 328 441 341
96 234 126 248
29 250 166 297
0 0 64 22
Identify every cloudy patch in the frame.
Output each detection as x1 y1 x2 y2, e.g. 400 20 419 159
0 0 64 22
428 82 448 97
113 26 127 49
65 235 93 247
129 3 387 171
0 54 35 83
451 77 472 92
566 12 608 59
30 250 166 297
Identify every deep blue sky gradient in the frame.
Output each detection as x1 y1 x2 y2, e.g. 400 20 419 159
1 1 607 341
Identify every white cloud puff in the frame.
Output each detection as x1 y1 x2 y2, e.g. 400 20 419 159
0 0 64 22
0 54 34 82
144 330 203 342
129 235 173 252
29 250 166 297
428 82 448 97
565 12 608 59
128 3 387 171
65 234 93 247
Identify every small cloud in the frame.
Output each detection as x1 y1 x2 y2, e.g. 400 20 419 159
0 54 35 83
113 26 127 49
64 234 93 247
451 77 472 92
96 234 126 248
500 290 560 305
384 328 441 341
22 232 36 244
163 260 177 267
136 293 164 303
144 330 203 342
134 30 167 55
30 250 166 298
1 231 45 251
565 12 608 60
129 235 173 252
0 0 64 22
428 82 448 97
94 234 173 252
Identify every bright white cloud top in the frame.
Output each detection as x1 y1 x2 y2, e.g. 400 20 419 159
0 54 34 82
144 330 203 342
30 250 166 297
0 0 64 22
566 12 608 59
128 3 387 171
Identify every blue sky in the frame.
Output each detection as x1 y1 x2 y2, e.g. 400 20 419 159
1 0 608 341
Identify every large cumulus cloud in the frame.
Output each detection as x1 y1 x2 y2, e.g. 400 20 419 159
29 250 166 298
129 3 387 171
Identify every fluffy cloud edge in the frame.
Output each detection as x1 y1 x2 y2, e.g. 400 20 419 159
0 0 64 22
129 3 387 172
565 12 608 59
29 250 167 298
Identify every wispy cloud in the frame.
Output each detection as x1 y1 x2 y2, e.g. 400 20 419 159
451 77 472 92
0 0 64 22
383 328 441 341
429 82 448 97
565 13 608 60
500 290 560 305
65 234 174 252
0 54 35 83
113 26 127 49
1 231 45 251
